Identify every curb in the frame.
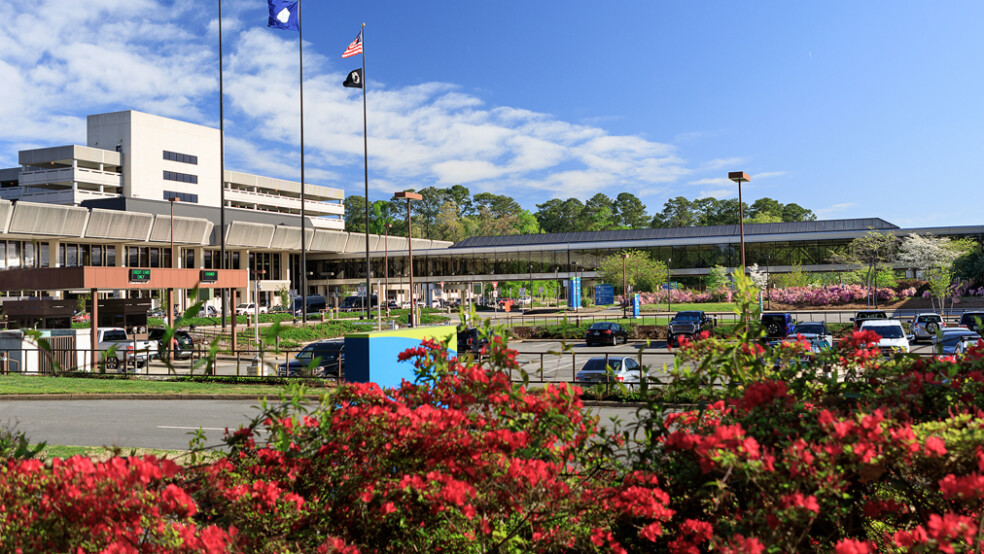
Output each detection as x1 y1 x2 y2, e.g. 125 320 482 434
0 394 323 401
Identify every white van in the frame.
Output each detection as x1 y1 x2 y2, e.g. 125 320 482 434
235 302 267 315
859 319 910 354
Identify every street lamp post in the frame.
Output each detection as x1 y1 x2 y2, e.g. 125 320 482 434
394 191 422 327
728 171 750 274
622 253 629 318
168 196 180 268
167 196 180 364
384 223 391 316
528 263 533 314
666 257 672 313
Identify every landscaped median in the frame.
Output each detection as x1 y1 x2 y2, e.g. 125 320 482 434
0 374 329 398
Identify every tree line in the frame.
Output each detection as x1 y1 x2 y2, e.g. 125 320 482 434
344 186 816 242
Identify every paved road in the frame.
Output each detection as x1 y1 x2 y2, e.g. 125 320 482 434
0 398 643 451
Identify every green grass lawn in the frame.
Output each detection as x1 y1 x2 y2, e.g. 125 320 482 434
34 444 219 463
0 374 306 396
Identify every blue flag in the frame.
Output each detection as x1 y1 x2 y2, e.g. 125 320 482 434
267 0 299 31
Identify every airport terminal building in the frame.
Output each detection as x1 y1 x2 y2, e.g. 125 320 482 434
1 110 982 308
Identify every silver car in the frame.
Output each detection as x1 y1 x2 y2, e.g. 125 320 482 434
909 313 945 342
575 357 644 388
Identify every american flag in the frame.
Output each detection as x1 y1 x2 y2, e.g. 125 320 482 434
342 31 363 58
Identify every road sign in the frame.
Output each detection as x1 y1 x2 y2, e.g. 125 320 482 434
492 282 498 289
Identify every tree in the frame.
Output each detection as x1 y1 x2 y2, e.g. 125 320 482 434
651 196 695 228
613 192 648 229
831 230 899 305
344 195 368 233
705 265 729 291
781 203 816 222
445 184 474 218
410 186 448 240
535 198 584 233
582 193 615 231
747 198 784 221
596 250 668 294
897 233 964 275
433 201 467 243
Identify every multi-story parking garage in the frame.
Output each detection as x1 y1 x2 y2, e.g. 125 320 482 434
1 109 981 310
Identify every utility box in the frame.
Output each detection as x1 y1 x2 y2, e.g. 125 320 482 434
344 326 457 389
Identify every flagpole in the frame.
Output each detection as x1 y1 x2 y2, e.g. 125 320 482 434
218 0 228 331
298 0 308 324
361 23 371 321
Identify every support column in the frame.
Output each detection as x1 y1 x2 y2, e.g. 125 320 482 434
166 288 174 364
90 289 99 373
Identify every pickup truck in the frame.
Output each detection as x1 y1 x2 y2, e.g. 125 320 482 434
97 328 157 371
667 311 715 346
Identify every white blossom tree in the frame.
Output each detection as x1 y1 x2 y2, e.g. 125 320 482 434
898 234 968 312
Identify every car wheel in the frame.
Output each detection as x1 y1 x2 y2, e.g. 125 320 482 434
666 334 674 347
105 357 119 370
926 322 939 334
767 323 782 336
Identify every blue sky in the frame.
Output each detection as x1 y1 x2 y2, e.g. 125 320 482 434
1 0 983 227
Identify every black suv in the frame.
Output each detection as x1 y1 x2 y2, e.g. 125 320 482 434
278 340 345 378
457 328 491 355
148 328 195 359
959 311 984 334
852 310 888 330
761 313 796 339
667 311 715 346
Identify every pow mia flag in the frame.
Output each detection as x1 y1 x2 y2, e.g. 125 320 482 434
343 68 363 89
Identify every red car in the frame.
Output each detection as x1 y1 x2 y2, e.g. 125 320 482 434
72 312 90 323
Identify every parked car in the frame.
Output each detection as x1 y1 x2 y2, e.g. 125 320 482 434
585 322 628 346
72 311 91 323
858 319 910 355
958 311 984 334
933 328 982 356
291 294 329 316
457 327 490 355
235 302 268 315
788 321 834 348
908 313 945 343
96 328 157 371
195 305 219 318
851 310 888 330
761 313 796 339
146 308 166 319
148 328 195 359
338 295 375 312
277 340 345 378
575 356 644 388
667 311 715 346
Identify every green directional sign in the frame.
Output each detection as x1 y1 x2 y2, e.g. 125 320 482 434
129 268 151 283
200 269 219 283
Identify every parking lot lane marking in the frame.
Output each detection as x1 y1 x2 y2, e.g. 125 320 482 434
157 426 227 431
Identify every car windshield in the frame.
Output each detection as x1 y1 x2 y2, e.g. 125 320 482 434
858 312 887 320
794 323 824 334
236 304 249 309
581 358 623 372
867 325 904 339
943 335 980 346
674 313 699 321
588 323 611 330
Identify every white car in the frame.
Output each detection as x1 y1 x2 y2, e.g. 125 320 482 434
235 302 268 315
859 319 910 355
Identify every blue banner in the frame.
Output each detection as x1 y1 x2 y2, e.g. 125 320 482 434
569 277 581 309
632 293 640 318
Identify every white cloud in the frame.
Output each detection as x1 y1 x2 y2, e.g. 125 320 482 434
815 202 857 217
0 0 745 210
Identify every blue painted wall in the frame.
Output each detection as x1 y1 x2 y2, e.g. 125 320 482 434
345 326 458 389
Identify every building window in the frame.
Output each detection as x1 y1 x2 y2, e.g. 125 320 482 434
163 151 198 165
164 191 198 203
163 171 198 184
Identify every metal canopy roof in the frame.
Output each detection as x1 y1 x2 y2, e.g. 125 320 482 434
449 218 899 249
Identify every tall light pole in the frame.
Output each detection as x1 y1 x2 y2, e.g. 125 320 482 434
621 253 629 318
395 191 422 326
167 196 180 356
728 171 750 274
528 263 533 314
666 257 672 313
383 222 391 316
